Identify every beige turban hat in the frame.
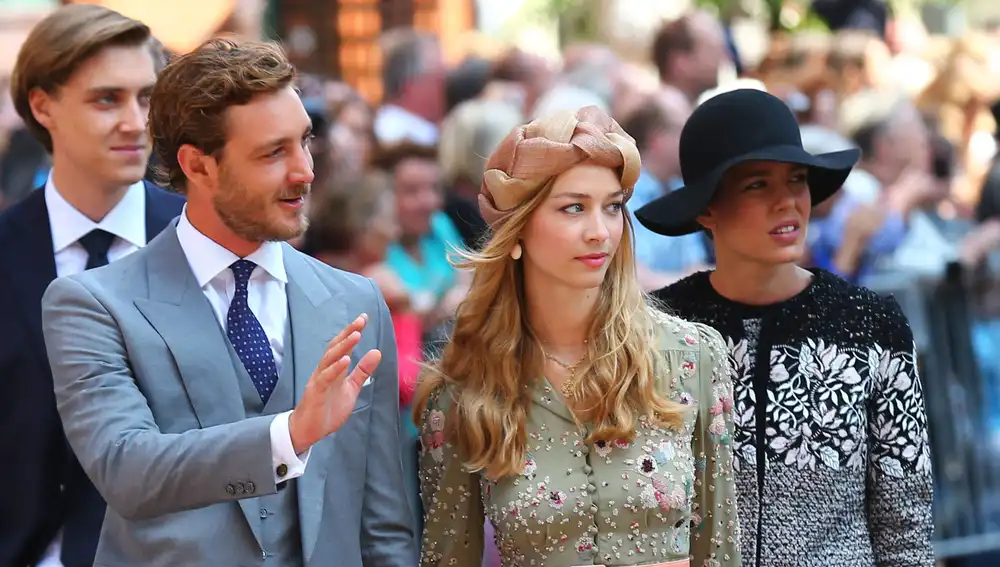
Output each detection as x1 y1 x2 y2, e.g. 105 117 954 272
478 105 642 228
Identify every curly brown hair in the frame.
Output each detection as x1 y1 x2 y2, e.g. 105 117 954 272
148 38 296 192
10 4 153 153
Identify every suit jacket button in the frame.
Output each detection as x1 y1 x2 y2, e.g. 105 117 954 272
235 483 245 494
226 484 236 495
245 481 256 494
276 463 288 477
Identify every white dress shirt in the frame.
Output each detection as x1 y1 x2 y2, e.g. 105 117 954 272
174 208 310 484
45 174 146 278
373 104 439 146
38 176 146 567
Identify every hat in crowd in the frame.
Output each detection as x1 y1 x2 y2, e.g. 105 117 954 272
479 105 640 228
635 88 860 237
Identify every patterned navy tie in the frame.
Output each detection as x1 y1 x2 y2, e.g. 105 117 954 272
227 259 278 404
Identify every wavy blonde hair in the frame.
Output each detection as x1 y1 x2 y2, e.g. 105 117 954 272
412 106 687 479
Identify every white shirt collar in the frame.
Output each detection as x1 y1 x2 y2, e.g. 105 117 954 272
175 205 287 287
44 172 147 253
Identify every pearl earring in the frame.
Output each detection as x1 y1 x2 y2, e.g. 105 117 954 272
511 242 522 260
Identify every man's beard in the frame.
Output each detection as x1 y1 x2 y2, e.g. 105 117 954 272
214 172 310 243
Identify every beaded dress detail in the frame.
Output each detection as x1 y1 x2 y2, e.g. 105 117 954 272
417 315 741 567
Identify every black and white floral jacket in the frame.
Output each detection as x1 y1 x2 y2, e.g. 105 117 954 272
656 269 934 567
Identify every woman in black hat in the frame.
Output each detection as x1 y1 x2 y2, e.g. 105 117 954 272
636 88 934 567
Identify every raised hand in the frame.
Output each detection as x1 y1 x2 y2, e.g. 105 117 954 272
288 313 382 454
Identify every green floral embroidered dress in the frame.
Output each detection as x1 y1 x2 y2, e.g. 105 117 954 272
416 315 742 567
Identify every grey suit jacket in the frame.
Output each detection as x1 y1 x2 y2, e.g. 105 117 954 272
40 224 416 567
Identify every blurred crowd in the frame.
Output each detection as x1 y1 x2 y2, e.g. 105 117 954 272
6 5 1000 561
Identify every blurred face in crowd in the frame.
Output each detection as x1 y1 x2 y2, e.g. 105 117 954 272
358 191 401 265
699 161 811 267
330 100 373 167
648 89 691 181
680 13 728 97
877 105 930 182
521 164 625 292
407 43 447 124
30 44 155 189
394 156 443 239
207 86 315 243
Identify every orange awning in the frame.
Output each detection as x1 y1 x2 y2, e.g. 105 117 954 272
70 0 237 53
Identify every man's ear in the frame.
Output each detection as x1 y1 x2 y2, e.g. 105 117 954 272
28 87 55 132
177 144 218 190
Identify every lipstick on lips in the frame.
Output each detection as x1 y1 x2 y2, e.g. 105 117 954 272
768 220 800 245
576 252 608 268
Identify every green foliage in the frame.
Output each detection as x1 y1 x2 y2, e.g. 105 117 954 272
522 0 603 45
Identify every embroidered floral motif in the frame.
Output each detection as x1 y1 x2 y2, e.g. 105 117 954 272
636 454 658 476
654 268 934 567
422 409 447 462
681 359 697 378
653 441 676 464
594 439 612 458
547 490 568 509
428 409 445 432
655 485 686 512
423 431 445 463
522 455 537 477
690 512 703 529
416 314 742 567
709 414 727 438
575 535 595 556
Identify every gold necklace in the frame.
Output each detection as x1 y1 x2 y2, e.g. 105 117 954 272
542 348 588 398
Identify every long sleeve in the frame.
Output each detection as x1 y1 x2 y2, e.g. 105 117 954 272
42 275 277 521
867 297 935 566
270 411 310 483
416 386 485 567
690 322 742 567
360 280 419 566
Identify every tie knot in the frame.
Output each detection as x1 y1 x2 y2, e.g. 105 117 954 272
78 229 115 258
229 259 257 286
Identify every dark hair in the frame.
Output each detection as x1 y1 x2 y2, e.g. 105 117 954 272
11 4 153 152
651 16 696 83
446 56 493 113
381 30 438 101
305 171 394 254
931 133 955 181
370 140 438 172
619 100 679 151
147 39 296 191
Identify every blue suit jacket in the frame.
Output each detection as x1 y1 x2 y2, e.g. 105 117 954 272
0 182 184 567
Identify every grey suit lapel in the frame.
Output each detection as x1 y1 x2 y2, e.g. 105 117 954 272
133 224 263 545
283 246 345 563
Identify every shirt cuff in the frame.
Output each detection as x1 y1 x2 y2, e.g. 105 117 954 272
270 411 310 483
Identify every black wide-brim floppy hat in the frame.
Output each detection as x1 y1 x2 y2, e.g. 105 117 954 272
635 88 861 237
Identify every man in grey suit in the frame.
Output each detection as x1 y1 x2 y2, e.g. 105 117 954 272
40 38 416 567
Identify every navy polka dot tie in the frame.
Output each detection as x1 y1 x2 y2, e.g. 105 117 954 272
227 259 278 404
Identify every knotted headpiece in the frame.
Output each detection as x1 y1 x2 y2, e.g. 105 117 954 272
478 105 641 227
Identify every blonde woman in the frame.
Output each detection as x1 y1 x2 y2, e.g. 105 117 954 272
412 106 741 567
